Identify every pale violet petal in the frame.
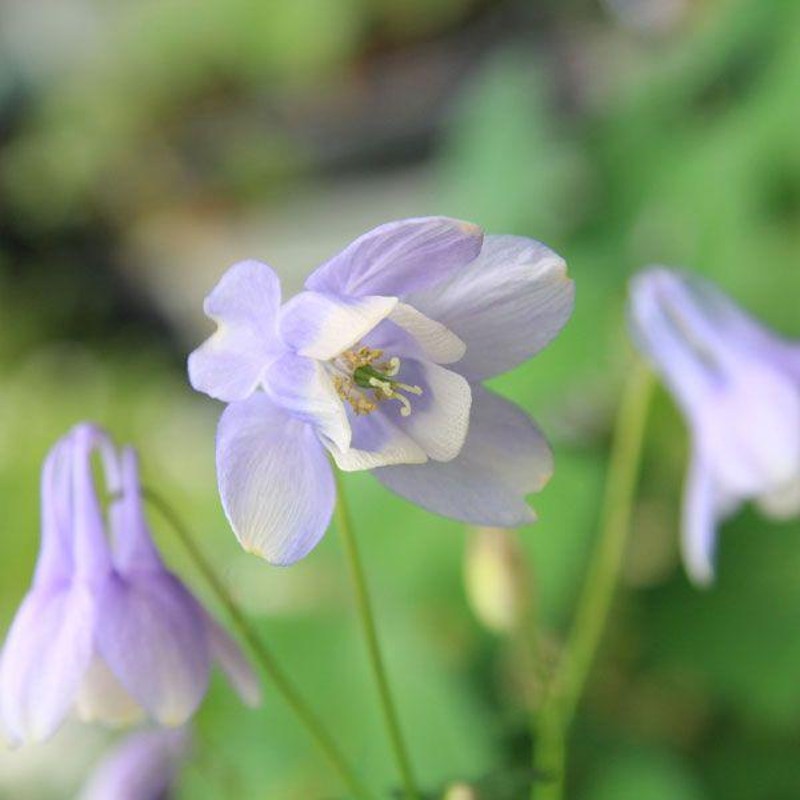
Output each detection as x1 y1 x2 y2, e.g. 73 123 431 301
263 353 351 451
387 303 466 364
305 217 483 298
657 268 800 374
109 448 164 574
681 455 740 587
95 574 210 727
217 394 335 564
33 434 74 587
324 411 427 471
628 268 715 412
78 728 189 800
188 260 283 402
406 235 573 381
374 386 552 526
0 585 95 743
279 291 397 361
377 360 472 462
693 357 800 497
71 424 114 580
205 616 262 707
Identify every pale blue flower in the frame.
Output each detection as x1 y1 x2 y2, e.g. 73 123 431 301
0 424 260 744
629 268 800 584
189 217 574 564
78 727 189 800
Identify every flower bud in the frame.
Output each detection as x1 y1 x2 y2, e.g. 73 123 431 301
442 781 478 800
464 527 532 635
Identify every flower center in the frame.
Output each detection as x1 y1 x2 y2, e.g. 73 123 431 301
331 346 423 417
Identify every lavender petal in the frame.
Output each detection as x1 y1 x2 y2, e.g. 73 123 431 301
305 217 483 298
216 394 336 564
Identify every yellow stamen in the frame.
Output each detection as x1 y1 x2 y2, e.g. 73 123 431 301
332 345 424 417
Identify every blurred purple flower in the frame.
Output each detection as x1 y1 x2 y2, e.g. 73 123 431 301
629 268 800 585
78 727 189 800
0 423 260 745
189 217 574 564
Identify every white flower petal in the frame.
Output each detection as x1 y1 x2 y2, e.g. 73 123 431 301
374 386 552 526
380 360 472 462
387 303 466 364
264 353 351 451
324 411 427 471
279 291 397 361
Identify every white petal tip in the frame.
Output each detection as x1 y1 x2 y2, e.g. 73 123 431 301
687 567 715 589
237 533 317 567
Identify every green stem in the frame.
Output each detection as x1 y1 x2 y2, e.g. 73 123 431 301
333 473 421 800
532 362 655 800
142 487 376 800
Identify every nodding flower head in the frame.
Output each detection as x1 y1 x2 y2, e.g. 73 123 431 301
629 267 800 585
188 217 574 565
0 423 260 745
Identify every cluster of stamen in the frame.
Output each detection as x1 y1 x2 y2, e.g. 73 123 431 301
332 346 423 417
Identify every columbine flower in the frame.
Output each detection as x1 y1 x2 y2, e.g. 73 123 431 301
189 217 574 564
0 423 260 744
629 267 800 585
78 727 189 800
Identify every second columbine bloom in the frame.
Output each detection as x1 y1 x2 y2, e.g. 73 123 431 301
629 268 800 585
0 424 260 744
189 217 574 564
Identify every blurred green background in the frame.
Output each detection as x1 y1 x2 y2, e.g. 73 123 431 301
2 0 800 797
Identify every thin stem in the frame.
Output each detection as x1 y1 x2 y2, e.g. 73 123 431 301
532 362 655 800
142 487 376 800
333 473 421 800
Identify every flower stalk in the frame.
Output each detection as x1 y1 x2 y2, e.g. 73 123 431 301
142 487 376 800
333 473 421 800
532 362 654 799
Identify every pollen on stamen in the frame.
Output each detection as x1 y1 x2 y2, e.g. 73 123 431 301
334 345 424 417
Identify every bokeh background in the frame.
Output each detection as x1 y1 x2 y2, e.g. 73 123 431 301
2 0 800 797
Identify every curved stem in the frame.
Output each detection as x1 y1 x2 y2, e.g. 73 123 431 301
532 363 655 800
142 487 376 800
333 473 421 800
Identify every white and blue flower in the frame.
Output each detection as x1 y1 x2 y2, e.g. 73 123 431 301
189 217 574 565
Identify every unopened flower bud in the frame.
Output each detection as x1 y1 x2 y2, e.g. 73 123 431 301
464 527 532 635
442 781 478 800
